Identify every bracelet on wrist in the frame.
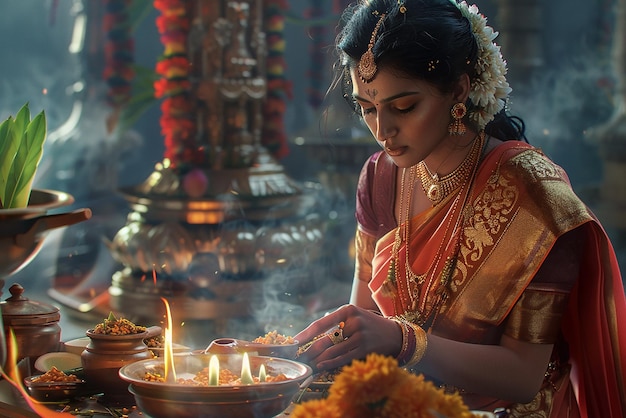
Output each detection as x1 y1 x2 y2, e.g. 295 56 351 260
391 316 428 367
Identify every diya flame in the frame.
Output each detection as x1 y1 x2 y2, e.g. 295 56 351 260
160 297 262 385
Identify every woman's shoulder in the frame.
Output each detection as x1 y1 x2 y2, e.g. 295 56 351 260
358 150 394 183
492 140 568 181
481 139 593 231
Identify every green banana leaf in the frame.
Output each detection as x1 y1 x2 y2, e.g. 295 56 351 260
0 103 47 209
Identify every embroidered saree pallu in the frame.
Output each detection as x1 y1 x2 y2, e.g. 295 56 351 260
356 141 626 417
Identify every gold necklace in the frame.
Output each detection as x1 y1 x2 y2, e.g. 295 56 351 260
417 131 485 205
385 165 418 309
393 131 486 327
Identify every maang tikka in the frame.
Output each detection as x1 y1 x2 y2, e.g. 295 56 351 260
357 12 386 82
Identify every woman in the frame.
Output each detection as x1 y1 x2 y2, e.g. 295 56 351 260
294 0 626 416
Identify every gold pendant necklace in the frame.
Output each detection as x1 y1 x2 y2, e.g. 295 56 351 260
387 131 486 326
417 131 485 205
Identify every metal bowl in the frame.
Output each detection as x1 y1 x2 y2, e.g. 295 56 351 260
23 375 85 403
119 353 313 418
0 189 90 278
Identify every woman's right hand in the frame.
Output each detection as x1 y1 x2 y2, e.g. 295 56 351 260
294 304 402 372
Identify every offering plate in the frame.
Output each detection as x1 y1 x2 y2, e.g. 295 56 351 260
119 353 312 418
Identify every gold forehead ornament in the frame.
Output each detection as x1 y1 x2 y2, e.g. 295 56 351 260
357 13 386 82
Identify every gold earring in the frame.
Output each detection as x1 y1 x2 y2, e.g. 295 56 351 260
448 102 467 136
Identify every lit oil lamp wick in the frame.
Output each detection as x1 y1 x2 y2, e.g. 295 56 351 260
161 297 177 383
208 355 219 386
259 364 266 382
240 352 254 385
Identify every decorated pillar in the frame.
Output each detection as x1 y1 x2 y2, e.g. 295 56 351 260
106 0 324 322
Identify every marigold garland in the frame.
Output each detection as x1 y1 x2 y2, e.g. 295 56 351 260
103 0 134 132
103 0 134 108
153 0 197 168
262 0 291 159
291 353 475 418
152 0 291 166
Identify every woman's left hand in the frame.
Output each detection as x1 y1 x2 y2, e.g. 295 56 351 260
294 304 402 371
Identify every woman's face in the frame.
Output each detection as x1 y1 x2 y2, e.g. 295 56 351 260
350 66 462 169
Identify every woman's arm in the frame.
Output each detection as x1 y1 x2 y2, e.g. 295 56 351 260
419 334 553 403
294 305 550 403
296 228 585 403
349 228 379 310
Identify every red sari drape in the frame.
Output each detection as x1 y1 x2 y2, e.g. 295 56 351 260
357 141 626 416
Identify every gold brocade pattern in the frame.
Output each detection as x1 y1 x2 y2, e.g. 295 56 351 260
450 160 518 293
367 143 616 417
510 150 564 183
507 366 575 417
443 149 565 301
508 388 551 418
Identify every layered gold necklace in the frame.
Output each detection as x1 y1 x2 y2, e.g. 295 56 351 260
384 131 486 327
417 131 486 205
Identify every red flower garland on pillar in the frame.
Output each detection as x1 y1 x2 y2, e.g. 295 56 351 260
153 0 198 169
152 0 291 167
103 0 134 132
263 0 292 159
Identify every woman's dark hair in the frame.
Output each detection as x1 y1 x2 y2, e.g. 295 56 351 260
332 0 526 141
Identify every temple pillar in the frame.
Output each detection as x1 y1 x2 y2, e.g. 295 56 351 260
104 1 325 323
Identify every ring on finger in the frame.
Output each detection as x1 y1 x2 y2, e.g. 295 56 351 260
327 321 346 345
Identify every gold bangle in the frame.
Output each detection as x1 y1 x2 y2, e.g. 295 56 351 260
405 322 428 366
392 318 409 364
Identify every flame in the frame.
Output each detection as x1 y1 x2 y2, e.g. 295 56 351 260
0 329 68 417
259 364 266 382
240 352 253 385
161 297 177 383
208 355 219 386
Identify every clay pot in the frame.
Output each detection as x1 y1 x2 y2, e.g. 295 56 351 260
80 325 161 401
0 283 61 364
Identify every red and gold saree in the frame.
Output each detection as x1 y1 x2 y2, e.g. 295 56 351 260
355 141 626 417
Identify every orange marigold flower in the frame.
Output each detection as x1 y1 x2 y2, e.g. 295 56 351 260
296 354 473 418
163 42 187 56
290 399 342 418
328 354 404 408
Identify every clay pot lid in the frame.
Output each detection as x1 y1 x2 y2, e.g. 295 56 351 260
1 283 60 325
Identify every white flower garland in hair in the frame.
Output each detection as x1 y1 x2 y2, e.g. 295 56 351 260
455 1 512 129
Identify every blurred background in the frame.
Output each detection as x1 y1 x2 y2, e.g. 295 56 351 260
1 0 624 346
